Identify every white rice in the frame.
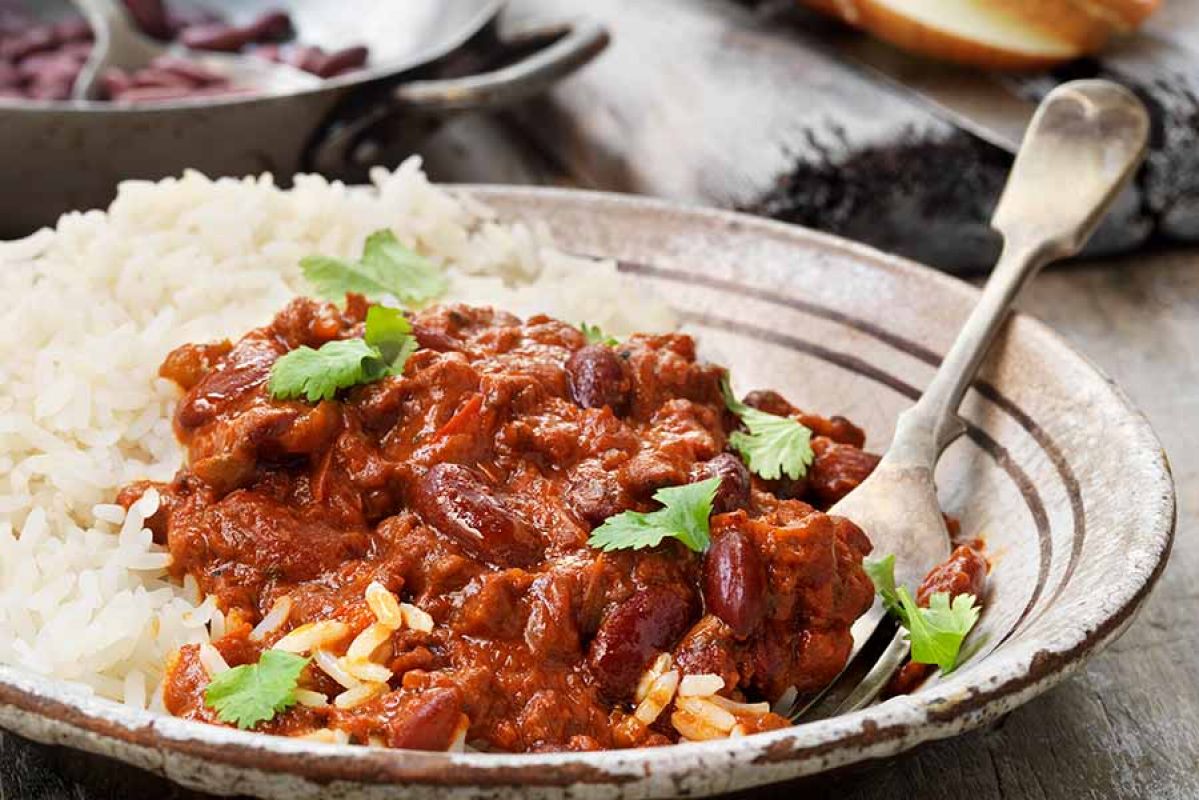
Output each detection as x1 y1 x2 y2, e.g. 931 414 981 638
0 158 674 705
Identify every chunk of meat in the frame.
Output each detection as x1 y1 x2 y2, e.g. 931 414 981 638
917 545 988 605
807 437 881 507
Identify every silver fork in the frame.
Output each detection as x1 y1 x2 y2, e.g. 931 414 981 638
794 79 1150 721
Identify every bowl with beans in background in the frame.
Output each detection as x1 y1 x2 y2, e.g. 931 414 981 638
0 0 608 235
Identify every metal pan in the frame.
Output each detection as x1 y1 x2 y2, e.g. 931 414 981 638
0 0 608 235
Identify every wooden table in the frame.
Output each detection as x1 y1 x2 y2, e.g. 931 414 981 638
4 2 1197 798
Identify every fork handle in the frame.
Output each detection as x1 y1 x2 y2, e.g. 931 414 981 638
888 237 1048 464
887 80 1149 466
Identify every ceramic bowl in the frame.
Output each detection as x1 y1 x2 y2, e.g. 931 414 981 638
0 188 1175 798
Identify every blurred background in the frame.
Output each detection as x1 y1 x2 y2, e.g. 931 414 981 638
1 0 1195 272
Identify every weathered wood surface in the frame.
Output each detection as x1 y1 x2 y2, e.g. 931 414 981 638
4 2 1199 798
491 0 1199 271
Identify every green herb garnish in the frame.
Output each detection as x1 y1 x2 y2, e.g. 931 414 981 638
300 229 448 307
579 322 619 347
268 305 417 402
587 478 721 553
204 650 309 730
864 554 981 674
720 376 814 481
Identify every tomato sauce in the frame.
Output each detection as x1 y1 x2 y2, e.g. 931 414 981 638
125 296 882 751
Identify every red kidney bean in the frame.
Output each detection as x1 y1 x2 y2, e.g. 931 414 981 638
288 44 326 74
2 26 57 61
741 389 795 417
0 60 17 88
696 453 750 514
251 43 283 63
52 18 93 44
18 53 81 86
305 45 369 79
385 688 464 751
149 55 225 86
179 23 251 53
100 68 133 98
587 585 698 700
165 8 224 37
58 41 94 61
411 463 544 568
27 77 71 101
130 67 196 90
122 0 170 40
702 526 767 638
243 10 293 44
566 345 631 414
176 337 281 429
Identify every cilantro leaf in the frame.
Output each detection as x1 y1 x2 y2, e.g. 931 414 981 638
720 376 814 481
588 478 721 553
579 322 619 347
268 305 418 402
365 304 418 368
300 230 448 307
864 555 981 674
268 339 388 402
898 588 980 673
204 650 309 730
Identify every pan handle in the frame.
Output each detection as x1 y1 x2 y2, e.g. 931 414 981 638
308 18 608 179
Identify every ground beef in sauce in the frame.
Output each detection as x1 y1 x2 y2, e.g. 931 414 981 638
125 296 885 751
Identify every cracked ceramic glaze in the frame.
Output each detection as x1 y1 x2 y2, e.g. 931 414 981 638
0 188 1176 798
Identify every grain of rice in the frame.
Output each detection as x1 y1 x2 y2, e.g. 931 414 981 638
677 674 725 697
670 708 728 742
341 658 392 684
197 642 229 677
633 669 680 725
364 581 403 629
708 695 772 716
92 504 126 525
448 714 470 753
635 652 674 704
249 596 292 642
122 669 146 709
399 603 433 633
294 689 329 708
333 681 387 709
676 696 737 732
272 621 349 654
208 608 225 639
345 622 392 662
313 648 360 689
298 728 350 744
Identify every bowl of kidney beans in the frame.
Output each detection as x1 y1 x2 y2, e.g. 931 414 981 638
0 0 369 103
0 0 607 239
